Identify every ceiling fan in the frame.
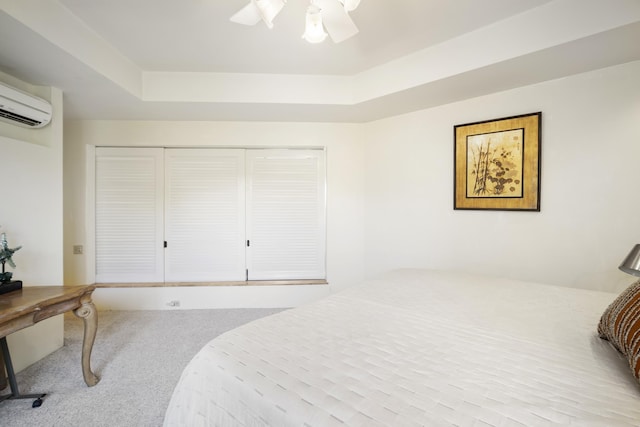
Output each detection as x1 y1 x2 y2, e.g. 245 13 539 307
230 0 362 44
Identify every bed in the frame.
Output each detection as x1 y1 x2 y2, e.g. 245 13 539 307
164 269 640 426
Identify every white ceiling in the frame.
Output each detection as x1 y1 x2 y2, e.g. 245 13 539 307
0 0 639 122
55 0 553 75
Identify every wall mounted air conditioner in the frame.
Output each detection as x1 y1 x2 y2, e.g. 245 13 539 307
0 82 52 128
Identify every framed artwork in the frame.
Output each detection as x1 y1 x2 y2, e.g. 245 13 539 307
454 112 541 211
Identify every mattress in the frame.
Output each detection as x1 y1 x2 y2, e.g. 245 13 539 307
164 269 640 426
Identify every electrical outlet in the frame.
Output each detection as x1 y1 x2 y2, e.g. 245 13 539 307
73 245 84 255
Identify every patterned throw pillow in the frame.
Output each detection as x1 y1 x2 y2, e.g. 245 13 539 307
598 280 640 381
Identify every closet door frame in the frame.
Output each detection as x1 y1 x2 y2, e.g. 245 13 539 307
89 147 326 284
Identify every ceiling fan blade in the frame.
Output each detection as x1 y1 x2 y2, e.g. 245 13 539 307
230 2 262 26
339 0 361 13
230 0 286 29
316 0 359 43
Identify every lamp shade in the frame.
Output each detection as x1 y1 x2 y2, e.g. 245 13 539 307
302 4 327 43
620 244 640 277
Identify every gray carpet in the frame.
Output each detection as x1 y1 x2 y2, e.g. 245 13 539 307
0 308 284 427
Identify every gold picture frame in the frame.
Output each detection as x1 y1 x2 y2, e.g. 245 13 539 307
454 112 541 211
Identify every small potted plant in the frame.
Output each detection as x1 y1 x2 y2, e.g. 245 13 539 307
0 228 22 294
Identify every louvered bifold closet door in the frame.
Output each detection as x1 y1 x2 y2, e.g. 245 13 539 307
246 149 326 280
95 148 165 283
164 149 246 282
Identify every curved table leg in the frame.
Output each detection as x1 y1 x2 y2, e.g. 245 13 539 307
73 301 100 386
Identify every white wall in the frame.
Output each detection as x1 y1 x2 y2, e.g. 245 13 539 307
0 72 64 372
63 121 365 309
65 60 640 312
364 60 640 293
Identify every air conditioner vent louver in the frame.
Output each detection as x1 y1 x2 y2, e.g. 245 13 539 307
0 109 44 127
0 82 52 128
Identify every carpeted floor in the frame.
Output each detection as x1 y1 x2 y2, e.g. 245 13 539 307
0 308 284 427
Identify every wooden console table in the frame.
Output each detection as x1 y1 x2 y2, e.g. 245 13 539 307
0 285 99 406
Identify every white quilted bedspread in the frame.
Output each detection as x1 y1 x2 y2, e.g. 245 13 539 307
164 269 640 426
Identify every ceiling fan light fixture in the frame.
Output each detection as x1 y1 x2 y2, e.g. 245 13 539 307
302 4 328 43
338 0 361 12
231 0 359 43
254 0 286 29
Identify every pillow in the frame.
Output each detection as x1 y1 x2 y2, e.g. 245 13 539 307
598 280 640 381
